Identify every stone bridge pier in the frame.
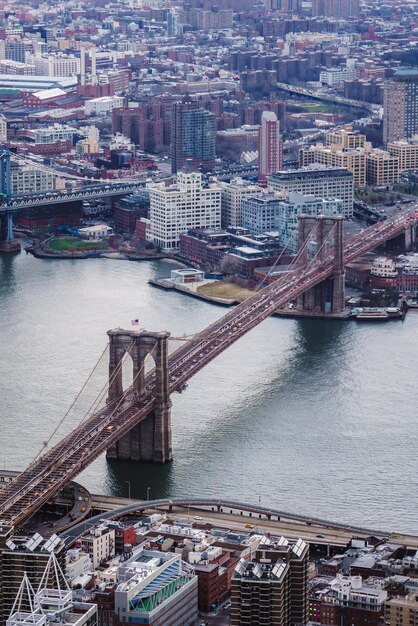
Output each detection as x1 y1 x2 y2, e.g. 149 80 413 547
106 329 172 463
296 215 345 314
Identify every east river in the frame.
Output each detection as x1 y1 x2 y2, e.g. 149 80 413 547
0 251 417 533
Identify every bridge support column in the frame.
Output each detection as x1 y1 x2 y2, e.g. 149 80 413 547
106 329 172 463
404 224 416 252
331 217 345 314
0 212 20 253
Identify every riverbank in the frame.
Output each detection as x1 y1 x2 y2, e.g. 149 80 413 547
27 241 189 267
149 278 237 306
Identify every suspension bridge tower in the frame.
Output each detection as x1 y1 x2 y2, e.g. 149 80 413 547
296 215 345 314
106 329 172 463
0 149 20 253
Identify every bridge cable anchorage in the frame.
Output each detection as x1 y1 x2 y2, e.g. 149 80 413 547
30 341 110 465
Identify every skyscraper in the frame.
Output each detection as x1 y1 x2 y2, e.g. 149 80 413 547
258 110 282 182
383 69 418 145
170 97 216 174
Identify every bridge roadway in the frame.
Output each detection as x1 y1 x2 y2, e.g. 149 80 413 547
275 82 380 113
0 207 417 529
0 180 146 214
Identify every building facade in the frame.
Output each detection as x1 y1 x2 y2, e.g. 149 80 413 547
219 178 262 228
149 171 221 250
230 538 309 626
170 98 216 174
384 69 418 145
268 167 354 214
258 111 282 182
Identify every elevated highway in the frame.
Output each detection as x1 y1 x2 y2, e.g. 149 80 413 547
0 208 416 529
275 81 380 114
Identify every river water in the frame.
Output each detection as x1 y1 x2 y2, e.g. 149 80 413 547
0 251 417 533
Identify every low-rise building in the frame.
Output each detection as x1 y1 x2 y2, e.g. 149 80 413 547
80 524 115 568
85 96 125 116
114 548 198 626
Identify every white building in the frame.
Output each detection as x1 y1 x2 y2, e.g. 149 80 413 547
65 549 93 584
149 171 221 251
219 177 262 228
371 257 397 278
0 113 7 143
320 62 356 86
78 224 113 240
32 123 76 144
10 166 55 194
28 53 81 77
85 95 124 116
80 524 115 568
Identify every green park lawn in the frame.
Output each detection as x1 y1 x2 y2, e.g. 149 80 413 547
48 237 107 252
197 281 255 301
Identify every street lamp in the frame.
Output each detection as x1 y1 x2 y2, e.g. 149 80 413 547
125 480 131 499
146 486 150 501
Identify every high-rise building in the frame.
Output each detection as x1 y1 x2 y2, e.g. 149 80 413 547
170 97 216 174
167 8 183 36
258 111 282 182
230 537 309 626
219 178 262 228
383 69 418 145
149 171 221 250
268 167 354 215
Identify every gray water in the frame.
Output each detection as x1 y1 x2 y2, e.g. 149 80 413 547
0 251 417 533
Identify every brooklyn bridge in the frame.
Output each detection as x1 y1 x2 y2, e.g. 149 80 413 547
0 208 416 530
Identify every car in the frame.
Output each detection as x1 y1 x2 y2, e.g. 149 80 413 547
84 497 89 502
80 507 86 513
316 534 325 538
223 602 231 610
78 496 82 501
245 523 255 529
194 516 202 520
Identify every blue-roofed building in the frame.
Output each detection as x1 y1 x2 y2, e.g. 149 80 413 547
114 549 198 625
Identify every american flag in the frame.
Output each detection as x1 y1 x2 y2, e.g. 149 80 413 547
131 319 139 326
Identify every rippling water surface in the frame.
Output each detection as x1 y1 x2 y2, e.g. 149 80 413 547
0 252 417 532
